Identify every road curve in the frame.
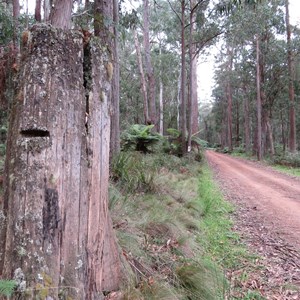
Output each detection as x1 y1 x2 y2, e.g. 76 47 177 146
205 150 300 249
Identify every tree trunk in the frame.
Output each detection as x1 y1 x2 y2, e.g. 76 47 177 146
187 0 198 152
177 71 181 130
261 113 267 156
134 30 149 124
235 96 240 147
44 0 51 22
49 0 73 29
159 45 164 135
262 109 274 157
256 37 262 160
94 0 120 158
259 36 269 157
243 86 251 153
221 107 227 149
226 45 233 152
190 2 200 135
35 0 42 22
159 79 164 135
204 119 209 143
285 0 296 152
280 108 286 153
1 25 121 299
266 117 275 157
92 1 122 291
13 0 20 52
226 83 233 151
143 0 156 128
94 0 113 42
190 55 198 136
180 0 187 155
110 0 120 158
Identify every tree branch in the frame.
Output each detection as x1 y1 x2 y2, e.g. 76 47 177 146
194 31 224 57
167 0 182 24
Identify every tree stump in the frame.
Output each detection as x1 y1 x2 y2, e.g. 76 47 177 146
0 25 121 299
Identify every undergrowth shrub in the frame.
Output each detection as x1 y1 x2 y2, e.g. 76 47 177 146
233 144 246 154
162 128 181 156
0 125 7 145
0 156 4 173
0 143 5 156
110 151 156 193
110 151 132 182
149 153 183 171
163 129 206 161
273 151 300 167
121 124 162 153
220 147 231 154
191 136 208 149
110 151 201 194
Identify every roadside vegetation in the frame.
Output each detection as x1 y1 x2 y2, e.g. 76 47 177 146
271 152 300 177
109 132 266 299
271 164 300 177
217 146 300 178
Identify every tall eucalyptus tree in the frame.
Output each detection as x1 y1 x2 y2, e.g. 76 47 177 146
285 0 296 152
143 0 157 128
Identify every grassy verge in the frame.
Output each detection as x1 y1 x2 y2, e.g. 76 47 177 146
230 152 253 159
271 164 300 177
110 152 264 299
197 165 266 299
229 148 300 178
110 152 223 299
197 165 251 268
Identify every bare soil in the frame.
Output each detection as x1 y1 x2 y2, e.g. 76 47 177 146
206 150 300 299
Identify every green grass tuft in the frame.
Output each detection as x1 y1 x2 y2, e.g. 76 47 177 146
176 262 225 300
0 280 17 297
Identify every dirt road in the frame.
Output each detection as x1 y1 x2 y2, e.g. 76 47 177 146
206 150 300 297
206 150 300 247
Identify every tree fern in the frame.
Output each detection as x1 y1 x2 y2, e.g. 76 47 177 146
121 124 162 153
0 280 17 297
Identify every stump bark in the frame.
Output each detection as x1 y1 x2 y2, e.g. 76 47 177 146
0 25 121 299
